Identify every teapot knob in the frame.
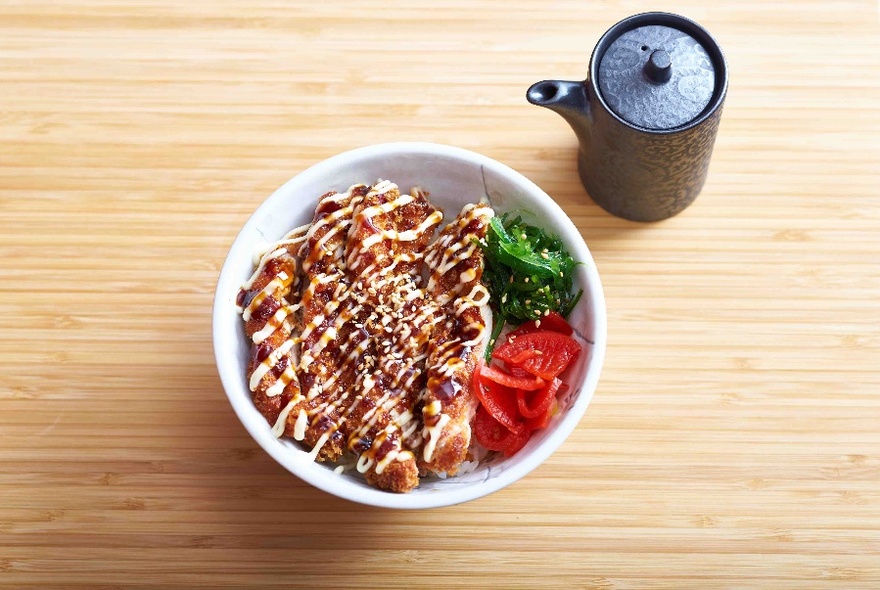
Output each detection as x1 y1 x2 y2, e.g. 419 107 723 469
644 49 672 84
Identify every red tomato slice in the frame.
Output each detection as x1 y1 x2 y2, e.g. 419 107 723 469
539 312 575 336
473 406 511 451
507 365 531 378
504 312 574 342
507 349 542 365
501 428 531 457
478 364 545 391
525 397 558 431
493 331 581 380
472 366 523 433
474 406 527 452
516 377 561 419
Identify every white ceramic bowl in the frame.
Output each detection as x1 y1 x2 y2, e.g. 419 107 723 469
213 143 606 509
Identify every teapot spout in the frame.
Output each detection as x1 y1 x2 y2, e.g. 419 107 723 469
527 79 587 118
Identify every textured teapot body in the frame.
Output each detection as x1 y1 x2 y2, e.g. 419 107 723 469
579 85 723 221
527 12 728 222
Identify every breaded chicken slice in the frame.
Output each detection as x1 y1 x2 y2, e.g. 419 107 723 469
342 182 443 492
419 203 494 476
236 226 308 437
288 184 370 461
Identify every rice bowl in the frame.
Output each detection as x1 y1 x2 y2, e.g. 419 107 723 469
212 142 606 509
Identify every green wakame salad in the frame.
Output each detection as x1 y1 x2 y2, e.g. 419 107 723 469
479 213 583 357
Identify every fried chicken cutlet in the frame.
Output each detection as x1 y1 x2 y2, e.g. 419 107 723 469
237 185 495 492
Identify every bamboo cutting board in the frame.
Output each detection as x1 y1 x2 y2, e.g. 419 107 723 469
1 1 879 588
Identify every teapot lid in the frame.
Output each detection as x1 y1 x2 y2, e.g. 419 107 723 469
595 14 723 131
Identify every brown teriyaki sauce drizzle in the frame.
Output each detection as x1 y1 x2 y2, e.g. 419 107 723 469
237 182 492 485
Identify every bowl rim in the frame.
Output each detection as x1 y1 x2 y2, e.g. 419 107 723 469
212 142 607 509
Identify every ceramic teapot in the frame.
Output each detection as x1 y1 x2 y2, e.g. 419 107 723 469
528 12 728 222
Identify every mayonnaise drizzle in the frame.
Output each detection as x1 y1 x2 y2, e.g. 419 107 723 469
308 432 330 461
266 361 298 397
242 221 309 290
420 204 494 463
239 185 497 479
294 186 368 460
249 338 295 392
293 409 308 441
422 413 451 462
252 304 297 344
242 272 290 321
337 184 443 469
272 400 296 438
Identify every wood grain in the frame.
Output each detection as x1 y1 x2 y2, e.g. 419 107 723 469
1 0 879 588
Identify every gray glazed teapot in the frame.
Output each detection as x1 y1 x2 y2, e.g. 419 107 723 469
528 12 728 222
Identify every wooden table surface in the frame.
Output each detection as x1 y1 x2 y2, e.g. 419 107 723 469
2 1 879 588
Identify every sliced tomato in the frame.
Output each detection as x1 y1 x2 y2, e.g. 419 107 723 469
525 397 558 431
493 331 581 380
478 364 545 390
474 406 526 452
507 311 574 338
471 357 565 458
516 377 561 419
540 312 575 335
473 406 510 451
507 349 542 365
472 365 522 433
507 365 531 378
516 389 540 418
501 427 531 457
